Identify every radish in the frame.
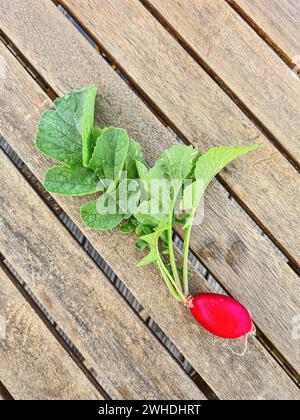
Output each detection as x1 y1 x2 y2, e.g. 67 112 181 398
37 88 260 348
186 294 254 339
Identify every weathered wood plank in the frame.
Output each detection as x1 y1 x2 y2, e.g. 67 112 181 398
0 151 204 400
1 0 299 374
147 0 300 135
0 8 299 399
230 0 300 64
58 0 300 267
0 268 102 400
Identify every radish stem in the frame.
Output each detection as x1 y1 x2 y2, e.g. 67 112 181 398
167 210 182 291
157 260 182 302
182 193 200 295
182 223 192 296
156 241 186 302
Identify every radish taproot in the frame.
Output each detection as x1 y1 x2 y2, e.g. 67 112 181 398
186 294 254 339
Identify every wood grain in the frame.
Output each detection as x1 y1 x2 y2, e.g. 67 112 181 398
230 0 300 64
146 0 300 147
0 12 299 399
59 0 300 267
0 268 102 400
0 151 204 400
0 0 299 374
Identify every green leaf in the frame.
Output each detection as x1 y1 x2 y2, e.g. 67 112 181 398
134 161 168 227
80 176 141 230
135 224 145 237
135 239 148 250
44 165 103 196
115 179 140 219
79 87 97 166
80 196 124 230
160 144 201 182
194 145 259 187
182 145 259 229
137 248 159 267
120 224 136 233
135 145 201 227
89 127 129 192
128 217 137 227
91 126 103 155
135 160 148 179
36 86 97 166
142 225 153 235
125 138 146 179
137 218 168 267
134 200 166 227
180 181 199 212
160 230 168 244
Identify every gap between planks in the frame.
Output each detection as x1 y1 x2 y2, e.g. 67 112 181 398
55 1 300 271
0 140 216 398
0 15 299 383
0 380 14 400
0 258 111 400
140 0 300 173
225 0 300 71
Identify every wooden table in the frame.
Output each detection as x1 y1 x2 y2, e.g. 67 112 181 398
0 0 299 400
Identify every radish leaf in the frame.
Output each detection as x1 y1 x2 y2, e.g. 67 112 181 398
44 165 104 196
182 145 259 229
80 196 124 230
91 126 103 156
160 144 201 183
89 127 129 192
125 139 146 179
120 224 136 233
116 179 140 219
135 239 148 250
36 86 97 166
137 218 168 267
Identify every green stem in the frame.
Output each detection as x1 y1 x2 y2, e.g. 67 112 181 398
156 243 186 302
167 211 182 291
157 259 182 302
183 192 200 295
183 225 192 296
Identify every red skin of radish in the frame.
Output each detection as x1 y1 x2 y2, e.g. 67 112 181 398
187 294 253 339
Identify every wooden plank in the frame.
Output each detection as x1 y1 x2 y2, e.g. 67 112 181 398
0 152 204 400
74 0 298 164
0 8 299 400
230 0 300 64
0 268 102 400
145 0 300 158
57 0 300 268
1 0 299 374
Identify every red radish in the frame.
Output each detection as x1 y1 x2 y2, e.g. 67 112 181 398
186 294 253 339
